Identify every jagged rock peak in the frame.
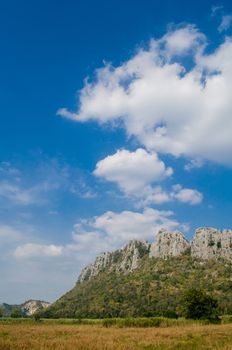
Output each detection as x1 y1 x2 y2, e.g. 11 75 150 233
149 228 190 258
78 239 150 283
78 227 232 284
191 227 232 260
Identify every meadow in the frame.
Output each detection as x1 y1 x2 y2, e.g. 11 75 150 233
1 318 232 350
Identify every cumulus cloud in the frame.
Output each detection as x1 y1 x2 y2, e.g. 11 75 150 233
58 24 232 165
137 185 203 206
94 148 172 193
71 207 188 253
171 184 203 205
94 148 202 206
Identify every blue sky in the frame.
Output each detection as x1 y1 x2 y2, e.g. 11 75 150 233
1 0 232 303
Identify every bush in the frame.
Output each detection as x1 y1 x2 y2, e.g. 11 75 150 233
183 288 219 321
11 308 22 318
33 313 41 322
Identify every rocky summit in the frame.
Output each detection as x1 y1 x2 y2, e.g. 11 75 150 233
79 239 150 282
78 227 232 283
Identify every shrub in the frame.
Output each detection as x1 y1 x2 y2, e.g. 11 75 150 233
11 308 22 318
183 288 219 321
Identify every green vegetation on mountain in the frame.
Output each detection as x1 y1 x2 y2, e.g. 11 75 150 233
41 253 232 318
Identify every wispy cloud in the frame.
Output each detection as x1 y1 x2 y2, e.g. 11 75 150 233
0 159 96 207
211 5 223 17
0 225 23 244
14 243 63 258
218 15 232 32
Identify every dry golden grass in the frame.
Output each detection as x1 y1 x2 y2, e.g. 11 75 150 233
1 323 232 350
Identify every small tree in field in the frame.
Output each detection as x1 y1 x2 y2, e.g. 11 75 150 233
183 288 219 321
0 307 3 318
33 312 41 322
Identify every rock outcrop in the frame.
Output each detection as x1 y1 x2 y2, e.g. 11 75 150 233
191 227 232 261
21 300 50 316
0 299 50 317
149 228 190 258
78 227 232 283
78 240 150 282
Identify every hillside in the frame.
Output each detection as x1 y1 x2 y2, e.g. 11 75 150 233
41 227 232 318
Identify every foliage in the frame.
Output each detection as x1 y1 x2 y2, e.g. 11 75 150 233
0 316 213 327
0 307 3 318
11 308 23 318
33 312 41 322
40 254 232 319
183 288 219 321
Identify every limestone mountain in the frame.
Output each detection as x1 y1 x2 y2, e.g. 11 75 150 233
79 227 232 282
79 239 150 282
1 300 50 317
41 227 232 318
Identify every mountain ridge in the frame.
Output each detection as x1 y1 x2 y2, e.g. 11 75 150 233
79 227 232 283
40 226 232 319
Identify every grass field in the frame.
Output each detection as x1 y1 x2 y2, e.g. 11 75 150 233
1 320 232 349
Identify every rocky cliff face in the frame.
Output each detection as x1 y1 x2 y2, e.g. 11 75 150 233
78 227 232 283
191 227 232 260
21 300 50 316
78 240 150 282
149 228 190 258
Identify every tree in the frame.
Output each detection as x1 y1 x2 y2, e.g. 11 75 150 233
33 312 41 322
0 307 3 318
11 308 22 318
183 288 219 321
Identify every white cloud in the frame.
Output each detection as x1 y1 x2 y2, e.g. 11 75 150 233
171 184 203 205
137 186 170 206
94 148 202 206
161 25 206 57
136 184 203 206
94 148 172 193
218 15 232 32
14 208 187 261
58 25 232 165
72 207 187 251
14 243 63 258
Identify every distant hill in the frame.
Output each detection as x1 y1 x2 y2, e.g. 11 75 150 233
40 227 232 318
1 300 50 317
